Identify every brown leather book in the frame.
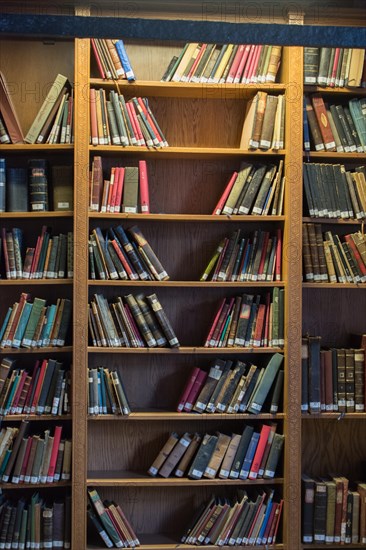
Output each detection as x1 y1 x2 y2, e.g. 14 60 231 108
354 348 365 411
147 432 179 476
311 94 336 151
2 420 29 483
204 432 231 479
321 350 334 411
314 224 329 281
0 71 24 143
175 433 202 477
159 432 192 478
357 483 366 543
218 433 241 479
345 349 355 412
249 91 267 148
336 349 346 412
305 96 325 151
306 223 321 281
259 94 278 150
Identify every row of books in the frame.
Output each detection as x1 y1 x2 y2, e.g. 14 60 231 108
303 225 366 284
303 163 366 221
304 95 366 153
302 474 366 544
1 227 73 280
0 72 73 145
90 157 149 213
178 355 284 415
201 229 282 282
301 336 366 414
0 422 70 485
89 292 179 348
304 47 366 88
0 357 70 417
0 160 73 213
0 493 71 550
0 293 72 349
205 290 285 349
91 38 135 81
90 89 168 148
89 224 168 281
213 160 284 217
181 490 283 546
162 44 282 84
88 367 130 416
241 92 285 151
149 424 284 481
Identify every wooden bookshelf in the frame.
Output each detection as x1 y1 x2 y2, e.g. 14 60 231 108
1 5 365 550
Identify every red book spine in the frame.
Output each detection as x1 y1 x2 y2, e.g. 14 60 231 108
1 228 10 278
344 235 366 276
104 508 126 544
248 424 272 479
240 44 256 83
110 239 138 280
262 502 278 543
19 437 33 481
139 160 150 214
113 167 125 213
253 303 266 347
91 38 106 79
30 359 48 413
257 232 270 280
275 228 282 281
177 366 201 412
23 361 40 413
47 426 62 481
330 48 341 87
249 44 263 82
7 292 30 344
137 97 163 144
271 499 284 543
106 167 116 212
204 297 226 346
263 292 271 347
233 44 252 83
212 172 238 215
187 44 207 81
10 370 27 412
183 370 208 412
126 102 142 144
227 44 245 83
89 88 99 146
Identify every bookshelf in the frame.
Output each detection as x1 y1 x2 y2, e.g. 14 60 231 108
0 4 365 549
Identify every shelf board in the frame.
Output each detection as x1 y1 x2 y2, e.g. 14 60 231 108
0 414 72 421
0 480 71 489
89 78 286 98
89 145 286 159
304 85 366 95
302 412 366 419
88 280 286 288
1 346 73 354
88 212 286 222
87 470 284 487
303 282 366 289
302 545 366 549
88 534 284 550
0 278 73 285
88 410 285 421
304 151 366 160
88 346 283 354
302 216 364 225
0 144 73 152
0 211 73 218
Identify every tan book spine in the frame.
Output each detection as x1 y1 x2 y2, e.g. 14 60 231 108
175 434 202 477
158 433 192 478
218 433 241 479
266 45 282 82
148 432 179 476
249 91 267 148
61 439 72 480
259 95 278 150
204 432 231 479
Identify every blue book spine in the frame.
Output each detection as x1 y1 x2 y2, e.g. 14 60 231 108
0 307 12 344
115 40 135 81
239 432 260 479
0 158 5 212
99 368 107 414
13 303 32 348
97 371 103 414
303 96 311 152
41 304 57 346
257 494 274 543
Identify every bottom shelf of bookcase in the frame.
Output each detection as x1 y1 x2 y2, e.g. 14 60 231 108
87 534 284 549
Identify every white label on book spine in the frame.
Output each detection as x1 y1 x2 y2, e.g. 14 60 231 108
57 202 70 209
191 468 203 478
220 469 229 478
149 466 158 476
264 469 275 478
303 536 313 543
175 469 183 477
315 143 325 151
195 401 205 410
205 467 216 476
314 535 325 541
31 476 39 484
230 471 239 479
250 402 261 412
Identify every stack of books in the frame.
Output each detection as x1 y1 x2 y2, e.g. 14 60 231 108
0 493 71 549
303 163 366 221
303 225 366 284
0 293 72 349
90 90 168 148
0 72 73 144
0 422 70 485
302 475 366 544
89 157 150 213
178 355 284 415
304 95 366 153
162 44 282 84
89 225 168 281
213 161 284 217
88 367 130 416
0 357 70 416
1 227 73 280
200 229 282 282
304 47 366 88
204 291 285 349
148 424 284 480
87 488 139 548
240 92 285 151
0 159 73 213
91 38 135 81
89 292 179 348
181 490 283 546
301 335 365 414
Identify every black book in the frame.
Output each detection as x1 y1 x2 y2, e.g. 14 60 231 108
6 168 28 212
11 498 25 548
187 434 218 479
301 338 309 412
5 505 17 548
229 426 254 479
28 159 49 212
113 225 149 280
44 361 62 414
206 360 233 413
330 105 349 151
304 47 319 84
302 474 315 543
303 163 316 217
344 106 363 152
313 479 327 544
238 165 268 215
36 358 57 414
308 336 321 413
239 366 261 412
87 504 114 548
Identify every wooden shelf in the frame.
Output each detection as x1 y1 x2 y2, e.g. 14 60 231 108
0 278 73 285
302 216 364 225
88 213 286 222
0 480 71 489
89 77 287 98
0 144 73 152
304 85 366 95
88 536 284 550
88 411 285 421
0 211 73 218
88 280 286 288
302 545 366 549
1 346 73 354
302 412 366 419
303 283 366 289
304 151 366 160
89 145 286 158
0 414 72 421
87 470 284 486
88 346 284 354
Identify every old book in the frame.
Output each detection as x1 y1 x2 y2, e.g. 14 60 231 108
229 426 254 479
88 488 124 548
0 71 24 143
263 433 284 479
218 433 241 479
175 433 202 477
304 47 319 84
188 434 218 479
193 359 226 413
204 432 231 479
305 96 325 151
247 353 284 414
145 293 179 348
158 432 192 478
6 168 28 212
148 432 179 476
259 95 278 150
